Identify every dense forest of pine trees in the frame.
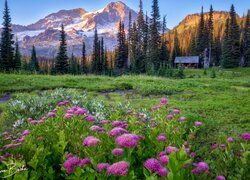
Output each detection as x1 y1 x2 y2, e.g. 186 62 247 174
0 0 249 76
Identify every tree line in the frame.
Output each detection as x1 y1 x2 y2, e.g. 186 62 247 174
0 0 249 76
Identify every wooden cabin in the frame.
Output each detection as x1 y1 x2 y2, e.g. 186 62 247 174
174 56 199 68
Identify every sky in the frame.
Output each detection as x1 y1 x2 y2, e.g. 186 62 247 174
4 0 250 29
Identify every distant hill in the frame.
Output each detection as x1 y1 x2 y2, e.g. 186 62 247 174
166 11 243 55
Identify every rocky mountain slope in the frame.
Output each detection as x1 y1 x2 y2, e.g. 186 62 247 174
10 1 138 57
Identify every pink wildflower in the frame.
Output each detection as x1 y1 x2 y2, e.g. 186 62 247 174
166 146 179 154
241 133 250 141
172 109 180 114
47 112 56 117
109 127 128 137
159 155 169 165
226 137 234 143
79 158 91 168
107 161 129 176
112 148 124 157
179 116 186 122
216 176 226 180
157 167 169 177
83 136 100 147
160 98 168 105
22 129 30 136
89 125 100 131
63 157 80 174
85 115 96 122
96 163 110 172
112 121 123 127
195 122 202 126
116 134 140 148
166 114 173 120
144 158 162 172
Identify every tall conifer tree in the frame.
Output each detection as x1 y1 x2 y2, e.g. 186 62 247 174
55 24 68 74
208 5 214 65
0 0 14 72
149 0 161 69
14 38 21 71
28 45 39 72
196 7 206 55
242 10 250 66
115 21 128 73
81 40 88 73
91 28 99 74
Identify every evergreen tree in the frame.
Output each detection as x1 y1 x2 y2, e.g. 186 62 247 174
189 31 197 56
149 0 161 69
0 0 14 72
91 28 99 74
208 5 214 65
55 24 68 74
143 12 149 72
69 53 78 75
103 47 109 75
160 15 168 65
81 40 88 74
131 22 139 73
196 6 206 55
14 38 21 71
242 10 250 66
115 20 128 74
171 30 181 66
21 59 28 71
214 34 222 66
137 0 145 73
222 19 231 67
223 5 240 68
128 11 133 68
100 37 105 73
28 45 39 72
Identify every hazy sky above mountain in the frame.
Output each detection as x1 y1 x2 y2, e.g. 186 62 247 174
5 0 250 29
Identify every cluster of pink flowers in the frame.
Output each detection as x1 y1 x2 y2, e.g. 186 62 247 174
115 134 140 148
178 116 186 122
3 129 30 149
157 133 167 142
166 114 173 120
64 107 87 119
107 161 129 176
63 155 91 174
89 125 105 133
166 146 179 154
241 133 250 141
144 158 168 177
160 98 168 106
112 148 124 157
216 176 226 180
109 127 128 137
151 98 169 110
192 162 209 175
172 109 180 114
112 121 123 127
27 116 48 124
84 115 96 122
96 163 110 172
57 100 70 107
83 136 100 147
195 121 202 126
47 111 56 117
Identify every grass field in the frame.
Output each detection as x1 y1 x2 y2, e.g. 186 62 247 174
0 68 250 179
0 68 250 143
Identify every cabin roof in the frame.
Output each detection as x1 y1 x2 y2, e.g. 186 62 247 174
174 56 199 64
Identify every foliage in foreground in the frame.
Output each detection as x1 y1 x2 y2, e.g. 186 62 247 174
0 95 249 179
